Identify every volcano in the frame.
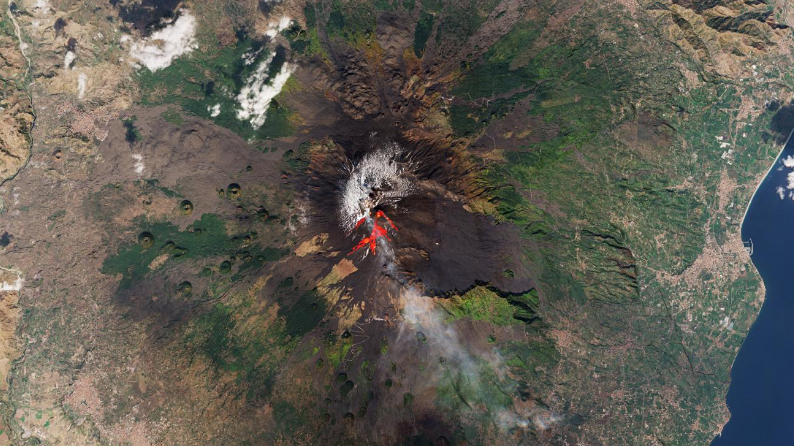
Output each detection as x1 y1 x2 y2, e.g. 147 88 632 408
293 130 534 298
0 0 761 444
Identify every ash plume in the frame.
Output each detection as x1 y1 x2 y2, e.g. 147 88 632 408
395 285 563 436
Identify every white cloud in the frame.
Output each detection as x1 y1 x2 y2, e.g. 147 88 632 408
235 55 293 130
0 268 23 292
34 0 48 13
132 154 145 175
265 16 292 38
0 276 23 292
783 155 794 168
64 51 75 70
77 73 87 99
207 103 221 117
129 12 197 72
721 149 734 165
776 186 785 200
242 47 264 65
787 171 794 190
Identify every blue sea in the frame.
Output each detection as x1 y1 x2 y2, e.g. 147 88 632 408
712 133 794 446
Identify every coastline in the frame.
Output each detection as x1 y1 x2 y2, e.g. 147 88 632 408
739 129 794 229
714 127 794 443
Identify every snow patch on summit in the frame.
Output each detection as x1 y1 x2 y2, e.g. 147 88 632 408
339 144 415 232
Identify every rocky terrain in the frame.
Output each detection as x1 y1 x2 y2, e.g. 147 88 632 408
0 0 793 445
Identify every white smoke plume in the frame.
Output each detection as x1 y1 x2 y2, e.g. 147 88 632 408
398 287 481 377
396 286 561 434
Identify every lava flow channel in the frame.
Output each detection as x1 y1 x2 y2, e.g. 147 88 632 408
348 210 398 256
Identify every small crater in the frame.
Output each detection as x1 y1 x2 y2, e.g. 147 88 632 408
179 199 193 215
138 232 155 249
177 281 192 295
227 183 241 199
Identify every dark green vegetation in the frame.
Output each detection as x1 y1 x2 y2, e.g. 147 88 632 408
181 280 326 437
184 302 279 404
440 0 773 443
454 8 705 299
435 362 511 413
279 289 326 339
427 0 500 53
0 231 11 247
325 0 377 44
122 117 142 143
413 11 433 57
441 286 539 327
102 213 285 289
136 34 294 140
160 108 184 126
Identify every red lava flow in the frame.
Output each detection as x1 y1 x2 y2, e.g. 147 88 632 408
348 210 398 256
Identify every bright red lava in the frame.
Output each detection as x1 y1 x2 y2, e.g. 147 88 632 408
348 210 398 256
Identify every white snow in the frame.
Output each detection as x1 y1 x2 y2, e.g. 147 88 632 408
63 51 75 70
235 55 293 129
207 103 221 117
338 143 415 231
132 154 145 175
77 73 87 99
129 12 197 72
